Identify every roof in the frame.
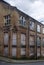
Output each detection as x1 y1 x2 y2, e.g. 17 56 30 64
0 0 10 6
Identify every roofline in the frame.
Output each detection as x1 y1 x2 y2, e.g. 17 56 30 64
1 0 44 26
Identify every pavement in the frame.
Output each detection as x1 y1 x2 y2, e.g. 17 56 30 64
0 56 44 64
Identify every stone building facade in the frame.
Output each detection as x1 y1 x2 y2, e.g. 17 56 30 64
0 0 44 59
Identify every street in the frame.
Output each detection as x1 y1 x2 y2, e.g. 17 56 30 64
0 61 44 65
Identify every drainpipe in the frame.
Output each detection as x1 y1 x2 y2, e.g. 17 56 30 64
35 22 37 60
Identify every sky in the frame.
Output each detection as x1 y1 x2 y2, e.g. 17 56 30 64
4 0 44 24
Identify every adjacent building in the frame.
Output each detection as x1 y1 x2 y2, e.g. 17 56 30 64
0 0 44 58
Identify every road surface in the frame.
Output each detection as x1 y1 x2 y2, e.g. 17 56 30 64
0 61 44 65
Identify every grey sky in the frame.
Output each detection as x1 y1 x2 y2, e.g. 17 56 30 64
4 0 44 24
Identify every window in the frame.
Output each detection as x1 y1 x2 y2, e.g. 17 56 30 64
12 33 16 45
37 25 40 32
30 21 35 30
37 37 41 46
43 28 44 34
4 15 10 26
42 38 44 46
29 36 35 46
21 34 26 46
29 48 34 56
4 47 8 56
41 48 44 56
4 33 9 45
37 48 40 57
21 48 26 56
19 16 26 26
12 48 16 57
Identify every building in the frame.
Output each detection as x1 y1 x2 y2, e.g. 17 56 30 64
0 0 44 59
